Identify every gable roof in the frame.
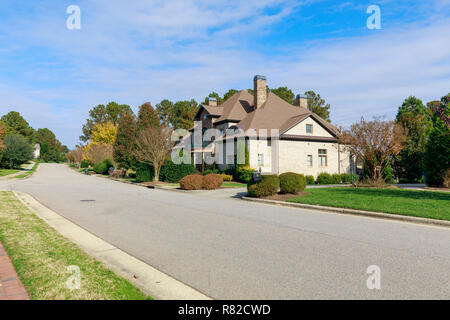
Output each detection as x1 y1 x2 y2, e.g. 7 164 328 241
215 90 254 123
237 92 310 135
194 104 223 120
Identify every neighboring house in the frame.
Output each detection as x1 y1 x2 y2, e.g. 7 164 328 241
181 75 351 178
33 143 40 159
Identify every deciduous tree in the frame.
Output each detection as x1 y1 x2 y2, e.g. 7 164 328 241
0 111 34 140
91 122 118 145
80 102 133 142
340 117 406 183
133 126 173 182
0 134 34 168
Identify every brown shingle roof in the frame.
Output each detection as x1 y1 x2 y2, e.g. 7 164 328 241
237 92 309 135
202 105 223 117
215 90 254 123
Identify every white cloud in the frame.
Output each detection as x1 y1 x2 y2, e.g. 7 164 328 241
0 1 449 147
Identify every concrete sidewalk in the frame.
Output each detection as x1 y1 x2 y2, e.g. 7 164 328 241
0 242 29 300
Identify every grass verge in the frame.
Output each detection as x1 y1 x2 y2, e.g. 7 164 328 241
0 191 151 300
288 187 450 221
0 169 20 177
14 162 39 179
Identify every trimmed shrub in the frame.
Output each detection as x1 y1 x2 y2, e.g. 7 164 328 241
305 175 315 185
247 175 280 197
203 168 220 175
279 172 306 194
331 173 341 184
221 174 233 181
316 172 333 184
93 159 113 175
160 160 197 183
180 174 203 190
340 173 351 184
202 173 223 190
135 163 155 182
234 166 254 183
80 159 91 168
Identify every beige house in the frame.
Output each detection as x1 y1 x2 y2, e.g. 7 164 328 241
184 75 351 178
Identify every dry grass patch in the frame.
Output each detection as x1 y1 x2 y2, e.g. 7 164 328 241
0 191 151 300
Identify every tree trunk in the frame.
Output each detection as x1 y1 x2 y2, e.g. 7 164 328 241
153 166 160 182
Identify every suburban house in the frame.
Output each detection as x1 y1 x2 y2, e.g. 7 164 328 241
182 75 351 178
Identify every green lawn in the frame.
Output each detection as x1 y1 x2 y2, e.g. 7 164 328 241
0 169 20 177
288 187 450 221
222 181 247 188
14 162 39 179
0 191 151 300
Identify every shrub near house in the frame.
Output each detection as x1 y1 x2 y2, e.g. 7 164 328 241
180 175 204 190
247 175 280 197
279 172 306 194
180 173 224 190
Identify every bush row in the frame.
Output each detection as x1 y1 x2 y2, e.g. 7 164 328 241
312 172 358 185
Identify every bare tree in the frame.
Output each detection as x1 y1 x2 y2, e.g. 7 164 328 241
133 125 173 182
83 143 114 165
66 147 84 165
340 117 406 183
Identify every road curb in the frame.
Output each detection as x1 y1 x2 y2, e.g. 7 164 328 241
241 196 450 228
11 190 211 300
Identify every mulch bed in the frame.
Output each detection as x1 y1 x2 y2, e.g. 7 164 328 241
262 192 311 201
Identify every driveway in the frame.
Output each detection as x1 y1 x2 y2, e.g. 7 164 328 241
1 163 450 299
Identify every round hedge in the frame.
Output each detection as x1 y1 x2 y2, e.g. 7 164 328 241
202 173 223 190
93 159 113 175
279 172 306 194
247 175 280 197
180 174 204 190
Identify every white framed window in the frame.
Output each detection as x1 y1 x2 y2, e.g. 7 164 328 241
318 149 327 167
307 155 313 167
258 154 264 166
306 124 313 134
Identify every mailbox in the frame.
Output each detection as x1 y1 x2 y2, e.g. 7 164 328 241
251 171 262 182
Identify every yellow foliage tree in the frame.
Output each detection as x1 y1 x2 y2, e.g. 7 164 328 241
91 122 118 145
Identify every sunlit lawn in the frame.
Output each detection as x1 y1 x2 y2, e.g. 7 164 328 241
288 187 450 221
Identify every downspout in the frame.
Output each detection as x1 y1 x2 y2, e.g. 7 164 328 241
338 143 341 174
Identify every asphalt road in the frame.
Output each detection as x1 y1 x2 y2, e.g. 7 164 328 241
1 163 450 299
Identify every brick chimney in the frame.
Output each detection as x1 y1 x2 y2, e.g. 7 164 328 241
253 75 267 109
295 94 310 110
206 97 217 107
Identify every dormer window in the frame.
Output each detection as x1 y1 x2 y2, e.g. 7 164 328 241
306 124 313 134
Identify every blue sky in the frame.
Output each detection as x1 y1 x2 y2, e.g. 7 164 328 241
0 0 449 148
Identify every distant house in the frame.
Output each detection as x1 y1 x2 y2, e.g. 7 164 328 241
33 143 40 159
181 75 352 178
